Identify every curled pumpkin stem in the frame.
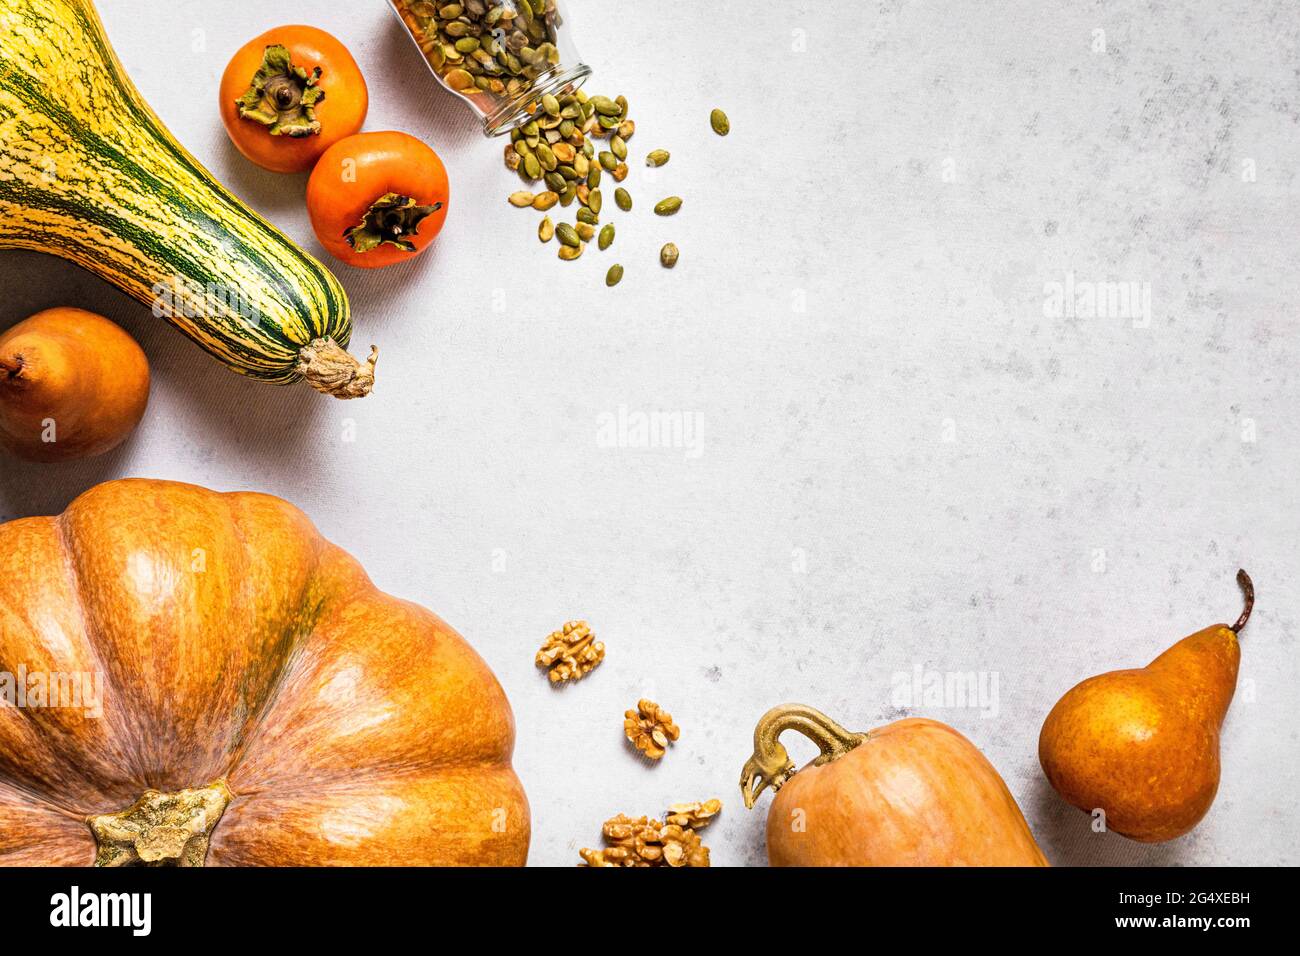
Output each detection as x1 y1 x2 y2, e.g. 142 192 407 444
739 704 869 810
297 338 378 399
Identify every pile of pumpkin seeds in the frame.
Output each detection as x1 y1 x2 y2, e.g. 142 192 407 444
504 87 631 265
506 100 730 283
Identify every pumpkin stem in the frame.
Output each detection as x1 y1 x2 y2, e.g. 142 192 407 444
297 339 378 399
1231 568 1253 634
234 44 325 137
88 780 232 866
740 704 869 810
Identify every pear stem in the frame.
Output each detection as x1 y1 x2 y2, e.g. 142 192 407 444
1231 568 1254 634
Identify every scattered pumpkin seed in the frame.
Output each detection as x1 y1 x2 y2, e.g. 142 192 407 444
599 151 618 171
612 163 629 182
611 135 627 161
614 188 632 211
532 191 558 211
558 242 584 261
588 189 603 215
654 196 683 216
710 108 730 136
599 223 615 250
606 264 624 286
509 191 535 207
576 207 599 226
660 242 679 268
539 216 554 242
646 149 670 167
542 93 560 117
556 223 581 248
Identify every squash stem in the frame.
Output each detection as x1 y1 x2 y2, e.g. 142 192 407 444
88 780 232 866
740 704 869 809
297 339 378 399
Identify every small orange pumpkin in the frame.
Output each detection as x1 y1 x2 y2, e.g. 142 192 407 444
0 307 149 462
0 479 529 866
741 705 1048 866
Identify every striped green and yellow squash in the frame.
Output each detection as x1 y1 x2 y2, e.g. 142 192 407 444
0 0 375 397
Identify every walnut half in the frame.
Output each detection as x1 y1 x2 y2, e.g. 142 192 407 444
624 698 680 759
535 620 605 683
664 798 722 830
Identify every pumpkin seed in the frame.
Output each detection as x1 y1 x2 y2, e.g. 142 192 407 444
612 163 629 182
660 242 679 268
542 93 560 116
539 216 554 242
509 191 535 207
710 108 730 136
535 142 557 171
614 187 632 211
532 191 558 211
591 95 620 116
556 223 581 247
617 119 635 139
599 151 618 171
611 135 627 161
654 196 683 216
587 166 602 189
606 264 624 286
576 207 599 226
558 242 584 261
599 223 615 249
646 149 670 167
523 154 541 179
587 189 602 215
575 222 595 242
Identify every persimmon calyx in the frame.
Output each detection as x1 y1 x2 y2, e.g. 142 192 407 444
740 704 870 809
343 192 443 253
235 43 325 137
88 780 232 866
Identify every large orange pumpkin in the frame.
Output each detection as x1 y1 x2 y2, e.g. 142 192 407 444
0 479 528 866
740 705 1047 866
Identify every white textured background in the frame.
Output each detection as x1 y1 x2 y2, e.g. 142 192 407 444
2 0 1298 866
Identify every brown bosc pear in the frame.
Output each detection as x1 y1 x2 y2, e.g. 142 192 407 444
1038 570 1254 843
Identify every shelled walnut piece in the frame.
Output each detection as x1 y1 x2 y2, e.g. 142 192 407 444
535 620 604 683
624 698 679 759
579 801 722 868
664 798 722 829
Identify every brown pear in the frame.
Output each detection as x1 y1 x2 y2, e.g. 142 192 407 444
1038 570 1253 843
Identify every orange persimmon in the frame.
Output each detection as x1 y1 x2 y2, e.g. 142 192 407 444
306 131 450 269
219 25 368 174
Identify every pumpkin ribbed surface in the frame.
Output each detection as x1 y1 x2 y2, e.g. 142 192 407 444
0 479 529 866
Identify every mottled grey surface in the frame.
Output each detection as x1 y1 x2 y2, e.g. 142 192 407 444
1 0 1298 866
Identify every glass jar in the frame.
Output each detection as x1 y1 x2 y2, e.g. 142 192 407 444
389 0 592 137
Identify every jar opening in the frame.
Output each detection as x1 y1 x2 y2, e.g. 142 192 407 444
482 62 593 137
